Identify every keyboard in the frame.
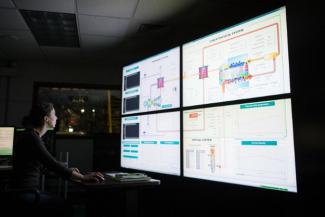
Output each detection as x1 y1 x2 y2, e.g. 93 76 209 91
0 165 12 170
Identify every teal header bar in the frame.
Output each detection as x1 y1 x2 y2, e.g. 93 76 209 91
162 104 172 108
124 116 138 121
260 185 288 192
122 141 140 144
241 141 277 146
126 66 139 73
125 89 138 95
141 141 158 144
123 155 138 159
240 101 275 109
160 141 180 145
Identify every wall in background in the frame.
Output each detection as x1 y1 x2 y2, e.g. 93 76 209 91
0 61 121 171
1 61 121 126
55 138 93 172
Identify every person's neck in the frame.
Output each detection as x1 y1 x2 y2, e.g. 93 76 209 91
34 126 47 137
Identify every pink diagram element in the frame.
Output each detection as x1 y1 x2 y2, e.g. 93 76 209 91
157 77 164 88
199 66 208 79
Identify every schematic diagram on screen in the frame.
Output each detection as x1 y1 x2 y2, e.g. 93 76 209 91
183 13 290 106
122 47 180 114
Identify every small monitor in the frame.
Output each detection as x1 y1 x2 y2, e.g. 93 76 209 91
123 95 140 113
0 127 15 164
123 123 139 139
124 71 140 90
121 111 180 175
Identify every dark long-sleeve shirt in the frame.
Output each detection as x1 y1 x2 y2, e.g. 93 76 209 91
12 129 73 189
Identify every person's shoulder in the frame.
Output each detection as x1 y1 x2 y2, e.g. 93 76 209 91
19 129 41 142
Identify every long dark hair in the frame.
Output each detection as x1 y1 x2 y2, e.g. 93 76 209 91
22 102 54 128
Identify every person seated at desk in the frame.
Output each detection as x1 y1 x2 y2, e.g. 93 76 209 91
12 102 105 217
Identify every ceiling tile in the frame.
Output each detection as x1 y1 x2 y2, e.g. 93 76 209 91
0 8 29 30
13 0 75 13
0 0 15 8
0 50 7 60
0 29 43 60
20 10 80 47
126 19 143 35
80 34 122 60
134 0 196 22
41 46 82 62
78 15 129 37
77 0 138 18
81 34 121 49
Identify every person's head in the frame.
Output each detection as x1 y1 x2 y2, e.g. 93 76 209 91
24 102 57 129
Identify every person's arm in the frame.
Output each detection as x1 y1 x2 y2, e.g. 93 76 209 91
32 134 104 183
32 135 73 179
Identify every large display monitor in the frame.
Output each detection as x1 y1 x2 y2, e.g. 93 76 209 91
0 127 15 156
182 7 290 107
121 111 180 175
122 47 180 114
183 98 297 192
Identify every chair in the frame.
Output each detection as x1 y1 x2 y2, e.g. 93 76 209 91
0 179 40 216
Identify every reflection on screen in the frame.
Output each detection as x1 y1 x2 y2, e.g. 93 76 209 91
183 99 297 192
182 7 290 107
121 112 180 175
122 47 180 114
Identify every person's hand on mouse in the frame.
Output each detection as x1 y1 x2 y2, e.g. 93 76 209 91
82 172 105 183
71 169 105 183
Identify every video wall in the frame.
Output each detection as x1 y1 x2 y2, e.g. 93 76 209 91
120 7 297 192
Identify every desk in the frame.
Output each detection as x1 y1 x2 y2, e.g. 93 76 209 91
73 175 160 217
0 165 12 171
0 165 12 190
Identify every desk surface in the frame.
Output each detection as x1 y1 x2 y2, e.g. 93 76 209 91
74 174 160 190
0 165 12 171
74 174 160 217
82 178 160 189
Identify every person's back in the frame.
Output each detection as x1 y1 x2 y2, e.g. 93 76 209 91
13 128 71 189
13 129 47 189
11 128 73 217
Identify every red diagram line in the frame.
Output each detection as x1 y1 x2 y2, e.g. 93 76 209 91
202 23 280 66
203 78 206 105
